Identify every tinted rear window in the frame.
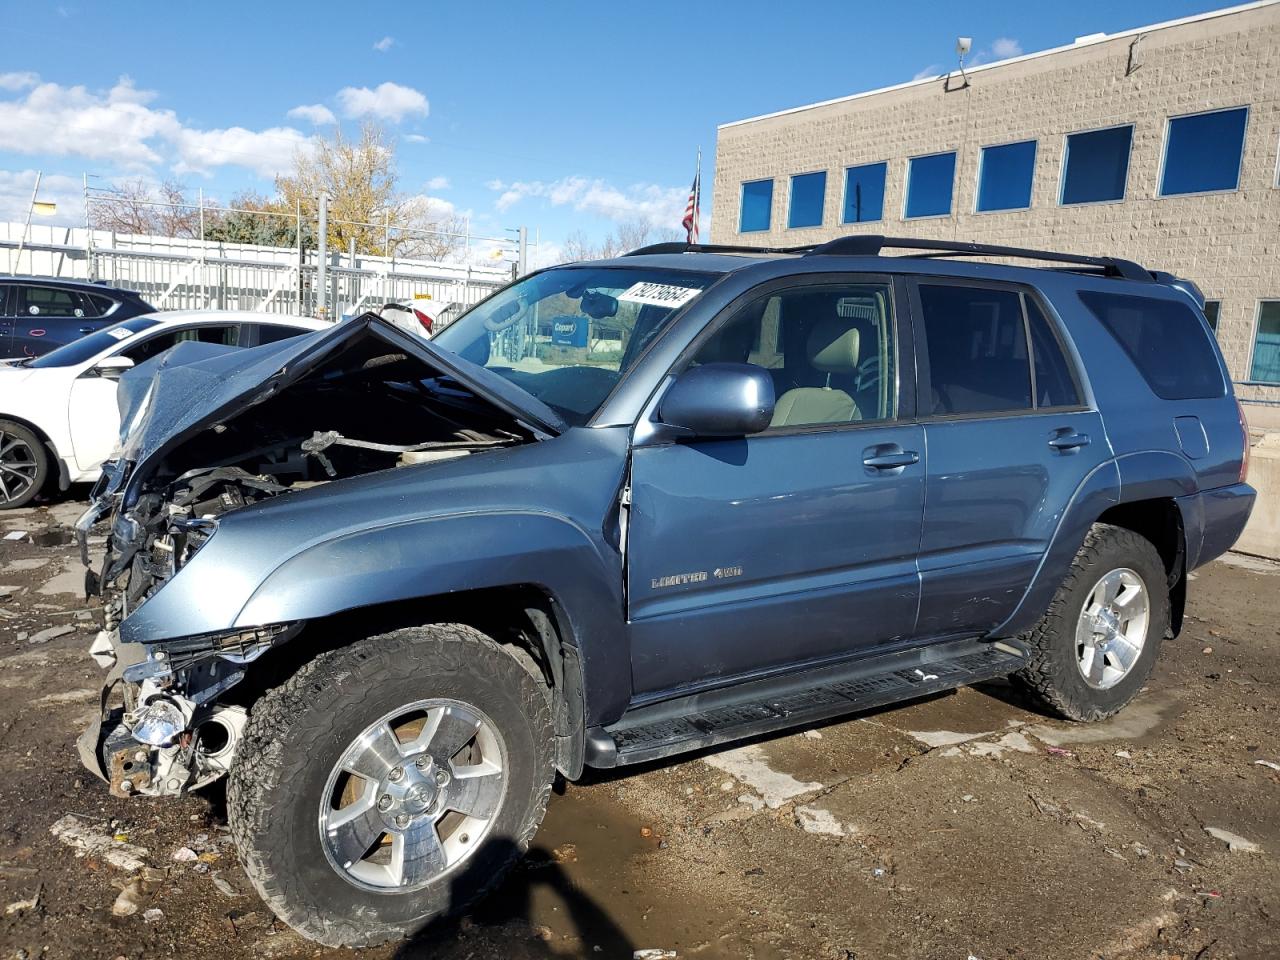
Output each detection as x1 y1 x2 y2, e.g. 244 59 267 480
1078 291 1224 400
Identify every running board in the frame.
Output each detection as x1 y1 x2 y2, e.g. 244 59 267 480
587 639 1026 768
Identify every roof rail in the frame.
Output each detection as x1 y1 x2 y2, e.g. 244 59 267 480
623 241 813 257
623 235 1153 282
805 234 1152 282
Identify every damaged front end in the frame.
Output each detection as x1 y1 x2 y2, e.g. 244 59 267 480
75 315 559 798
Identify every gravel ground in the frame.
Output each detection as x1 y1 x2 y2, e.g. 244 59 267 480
0 498 1277 960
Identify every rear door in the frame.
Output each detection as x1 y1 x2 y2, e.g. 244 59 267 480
13 284 102 356
909 278 1107 639
626 275 925 698
0 284 13 356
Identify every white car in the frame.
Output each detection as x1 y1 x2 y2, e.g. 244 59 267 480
0 310 328 508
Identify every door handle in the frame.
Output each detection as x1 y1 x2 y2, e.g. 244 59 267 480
79 326 94 335
1048 431 1090 451
863 450 920 469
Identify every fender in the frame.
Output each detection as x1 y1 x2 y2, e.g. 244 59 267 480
994 450 1200 638
235 510 631 725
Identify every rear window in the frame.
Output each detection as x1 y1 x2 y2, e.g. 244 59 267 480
1078 291 1225 400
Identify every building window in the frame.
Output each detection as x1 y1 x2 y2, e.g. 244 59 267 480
1159 106 1248 197
1250 301 1280 384
842 162 887 223
1060 125 1133 205
904 151 956 219
976 140 1036 212
1203 300 1221 333
788 171 827 229
739 179 774 233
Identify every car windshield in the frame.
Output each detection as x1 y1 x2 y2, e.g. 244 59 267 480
432 266 716 425
24 316 160 368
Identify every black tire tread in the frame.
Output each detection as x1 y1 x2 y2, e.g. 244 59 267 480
227 623 555 948
1015 523 1167 722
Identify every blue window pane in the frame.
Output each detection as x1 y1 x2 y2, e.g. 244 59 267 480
740 179 773 232
977 140 1036 212
788 171 826 228
1251 302 1280 384
905 152 956 218
1061 126 1132 205
842 162 886 223
1161 107 1248 196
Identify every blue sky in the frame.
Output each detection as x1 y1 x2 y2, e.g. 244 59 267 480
0 0 1231 262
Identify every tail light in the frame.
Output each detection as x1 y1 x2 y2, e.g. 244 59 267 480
412 308 434 335
1236 398 1250 483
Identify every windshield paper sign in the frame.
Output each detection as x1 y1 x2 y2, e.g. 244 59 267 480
551 315 589 348
618 282 701 309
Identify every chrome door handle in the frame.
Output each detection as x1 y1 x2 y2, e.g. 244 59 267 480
1048 432 1090 451
863 450 920 469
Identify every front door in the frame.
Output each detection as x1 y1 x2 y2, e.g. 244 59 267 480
908 279 1109 639
626 276 924 700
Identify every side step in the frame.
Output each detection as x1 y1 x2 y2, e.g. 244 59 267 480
588 639 1026 768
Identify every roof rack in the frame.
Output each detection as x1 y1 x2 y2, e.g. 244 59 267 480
624 234 1152 282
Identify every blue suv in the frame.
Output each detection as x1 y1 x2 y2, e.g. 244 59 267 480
0 277 154 357
75 235 1254 947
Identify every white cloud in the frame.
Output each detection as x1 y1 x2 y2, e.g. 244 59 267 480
171 125 313 178
287 103 337 125
373 35 395 52
424 175 450 191
336 82 428 122
487 176 685 228
403 133 429 144
0 72 39 91
991 37 1023 59
0 169 85 224
912 65 942 81
0 74 313 178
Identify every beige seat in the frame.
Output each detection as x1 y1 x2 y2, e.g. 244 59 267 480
770 319 861 427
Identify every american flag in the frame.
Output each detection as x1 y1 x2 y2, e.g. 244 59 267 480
682 149 701 243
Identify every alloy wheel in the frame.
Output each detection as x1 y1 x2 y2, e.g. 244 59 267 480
1075 567 1150 690
0 430 39 505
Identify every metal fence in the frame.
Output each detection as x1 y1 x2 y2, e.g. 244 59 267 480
2 210 519 320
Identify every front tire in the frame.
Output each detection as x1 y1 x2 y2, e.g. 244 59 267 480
0 420 48 509
1015 523 1170 721
228 624 555 948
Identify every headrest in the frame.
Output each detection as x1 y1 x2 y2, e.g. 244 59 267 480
807 319 860 374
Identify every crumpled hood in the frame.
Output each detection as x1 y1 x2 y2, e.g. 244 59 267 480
113 313 565 487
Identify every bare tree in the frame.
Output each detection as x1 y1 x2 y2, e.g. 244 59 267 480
89 178 200 238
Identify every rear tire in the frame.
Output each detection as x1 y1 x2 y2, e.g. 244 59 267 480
228 624 555 948
0 420 48 510
1015 523 1169 721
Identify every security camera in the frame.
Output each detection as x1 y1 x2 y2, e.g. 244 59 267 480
956 37 972 57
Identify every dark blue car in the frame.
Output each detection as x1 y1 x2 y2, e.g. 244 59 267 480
0 276 154 357
75 235 1254 947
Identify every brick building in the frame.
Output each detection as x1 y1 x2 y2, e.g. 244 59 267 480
711 0 1280 419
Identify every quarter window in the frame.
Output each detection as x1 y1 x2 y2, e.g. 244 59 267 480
1160 107 1248 196
977 140 1036 212
1251 301 1280 385
739 179 774 233
1079 291 1225 400
1060 126 1133 205
788 172 826 228
842 162 886 223
905 152 956 218
687 281 898 429
917 284 1032 415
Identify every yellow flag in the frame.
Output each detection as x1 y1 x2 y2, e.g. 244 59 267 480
32 201 57 216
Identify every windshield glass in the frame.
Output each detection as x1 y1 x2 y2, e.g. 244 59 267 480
432 266 715 425
26 316 159 368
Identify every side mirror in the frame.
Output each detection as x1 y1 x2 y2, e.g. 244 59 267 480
93 355 135 380
658 362 775 438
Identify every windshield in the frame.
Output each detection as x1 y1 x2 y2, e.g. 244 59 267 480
432 266 716 425
25 316 160 368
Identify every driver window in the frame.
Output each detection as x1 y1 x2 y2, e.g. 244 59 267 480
121 324 238 365
687 282 898 429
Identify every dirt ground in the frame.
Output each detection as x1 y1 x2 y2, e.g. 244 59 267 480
0 498 1277 960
